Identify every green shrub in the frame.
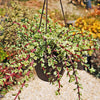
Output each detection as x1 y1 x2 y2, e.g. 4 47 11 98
0 1 35 46
0 47 8 63
0 8 6 16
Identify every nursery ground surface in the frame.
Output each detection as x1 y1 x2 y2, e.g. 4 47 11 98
2 70 100 100
21 0 89 20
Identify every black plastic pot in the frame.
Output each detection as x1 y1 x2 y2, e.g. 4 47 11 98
35 60 65 82
77 55 91 71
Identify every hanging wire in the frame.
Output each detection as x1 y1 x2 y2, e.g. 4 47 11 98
38 0 67 33
38 0 46 30
60 0 67 27
46 0 48 34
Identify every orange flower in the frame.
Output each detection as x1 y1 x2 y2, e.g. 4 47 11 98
89 32 97 39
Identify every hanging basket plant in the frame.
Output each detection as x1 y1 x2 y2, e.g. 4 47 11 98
0 14 98 100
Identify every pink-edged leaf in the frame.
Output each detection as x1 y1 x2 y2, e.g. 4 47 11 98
25 54 30 61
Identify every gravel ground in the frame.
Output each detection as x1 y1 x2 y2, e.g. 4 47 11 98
2 70 100 100
23 0 89 18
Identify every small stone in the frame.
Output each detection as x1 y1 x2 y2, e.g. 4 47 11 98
0 94 4 98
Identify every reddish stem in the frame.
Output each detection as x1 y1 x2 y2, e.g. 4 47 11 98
76 48 100 52
68 56 80 100
60 44 84 60
64 61 70 77
25 54 30 61
14 81 26 100
55 65 60 92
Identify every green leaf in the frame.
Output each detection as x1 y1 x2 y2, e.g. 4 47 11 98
73 88 77 91
33 63 37 67
41 63 44 67
89 67 95 73
47 48 51 54
69 75 75 83
30 53 35 58
34 56 37 60
18 95 20 100
10 76 13 82
5 73 10 75
55 90 60 95
25 84 28 87
43 70 46 74
18 82 21 85
12 94 16 96
53 71 57 75
0 81 3 86
57 67 61 72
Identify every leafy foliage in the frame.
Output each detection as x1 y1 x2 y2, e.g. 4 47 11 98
0 1 35 46
0 8 6 16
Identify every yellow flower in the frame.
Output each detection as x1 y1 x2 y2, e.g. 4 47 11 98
89 32 97 38
0 25 3 31
79 25 83 28
88 50 93 56
0 47 2 50
90 41 93 46
97 4 100 6
73 32 76 35
97 33 100 39
69 25 72 27
51 12 55 16
75 17 100 39
75 23 78 27
89 28 91 32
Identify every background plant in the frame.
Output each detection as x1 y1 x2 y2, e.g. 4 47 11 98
0 8 6 17
75 17 100 39
0 47 8 63
0 1 35 46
